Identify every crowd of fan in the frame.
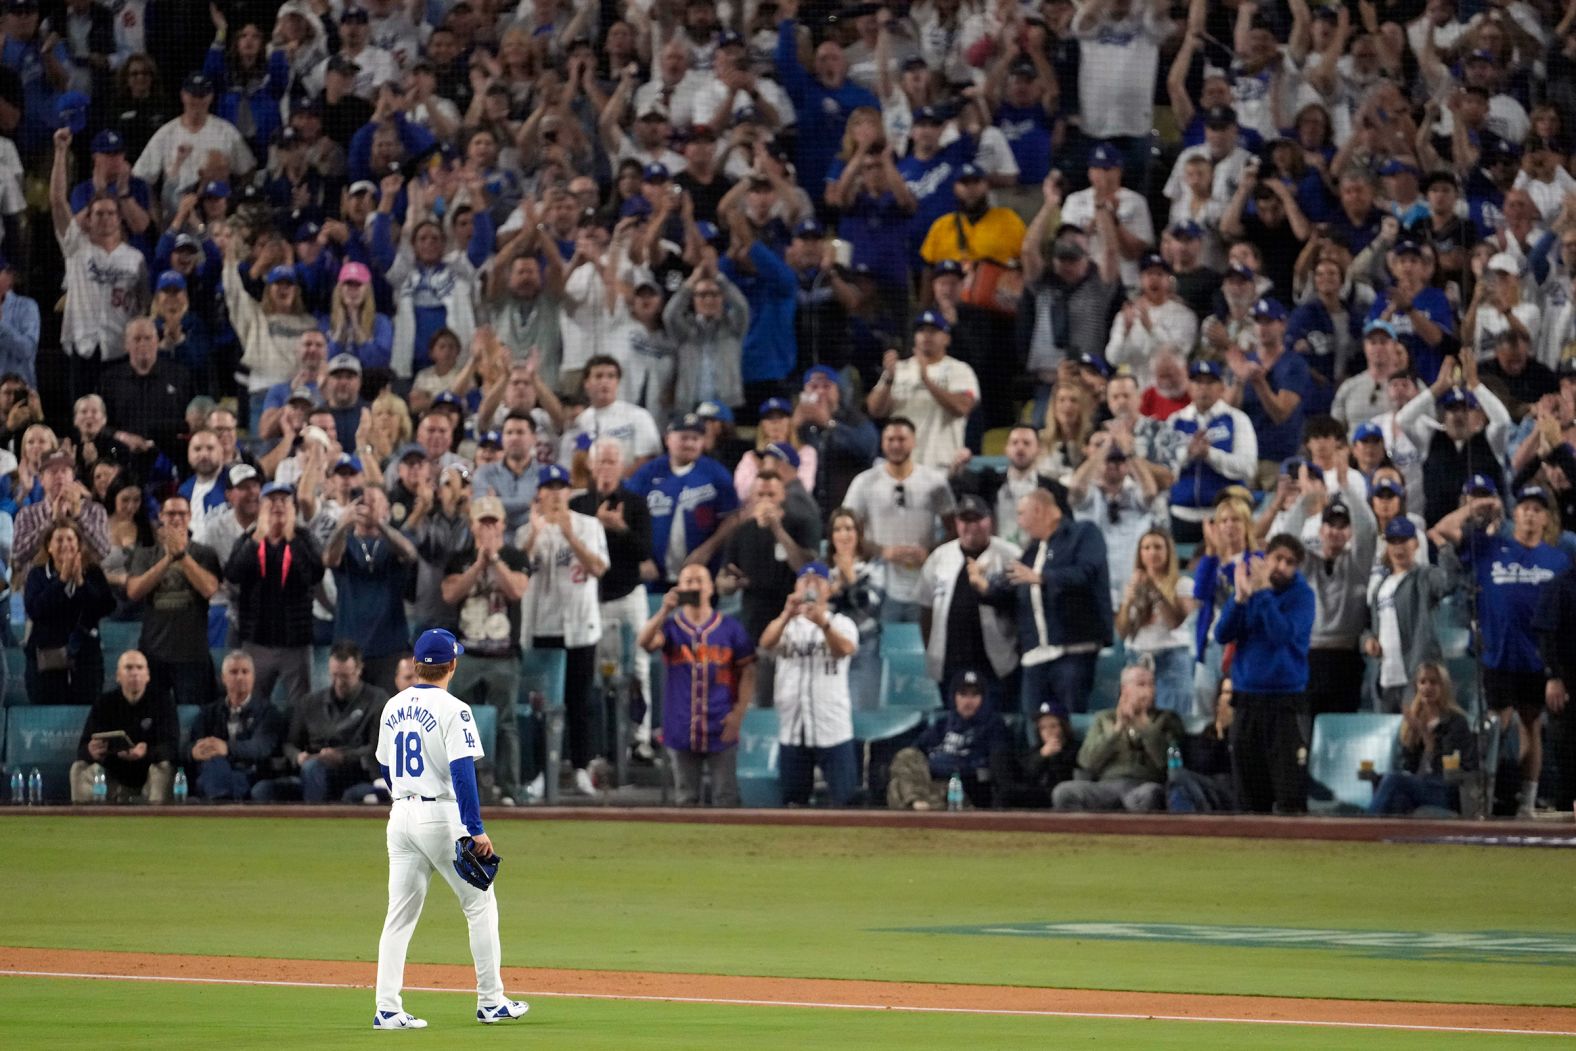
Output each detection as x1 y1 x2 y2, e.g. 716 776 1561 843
3 0 1576 816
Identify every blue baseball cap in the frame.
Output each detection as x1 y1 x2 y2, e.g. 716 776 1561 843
1352 421 1384 443
1364 318 1398 338
1251 297 1287 322
696 220 726 247
54 91 90 134
717 29 745 47
1076 353 1111 377
333 453 363 474
952 669 986 694
913 105 945 125
1438 387 1479 411
265 265 297 285
1515 485 1551 507
1372 479 1404 499
155 270 187 293
667 412 706 434
1169 220 1204 240
1462 472 1498 496
762 441 800 469
1384 517 1417 542
538 463 571 488
933 258 964 279
641 162 671 182
201 180 230 199
261 481 295 498
182 72 215 96
294 220 322 243
1466 48 1495 64
793 217 826 240
90 128 125 154
413 627 465 665
798 560 830 580
1226 262 1256 281
1188 359 1224 380
695 400 734 423
915 308 951 333
759 396 793 417
1088 143 1122 169
431 390 463 409
1392 239 1424 257
620 195 653 219
1140 252 1171 274
477 430 503 448
954 163 985 181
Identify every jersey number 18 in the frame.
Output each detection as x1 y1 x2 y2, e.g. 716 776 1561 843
393 732 425 777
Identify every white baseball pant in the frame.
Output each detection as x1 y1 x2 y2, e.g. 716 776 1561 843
375 798 505 1011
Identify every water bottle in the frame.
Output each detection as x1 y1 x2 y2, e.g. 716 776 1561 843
27 767 42 805
173 769 188 804
91 766 107 804
8 768 22 804
1166 744 1183 784
946 774 964 812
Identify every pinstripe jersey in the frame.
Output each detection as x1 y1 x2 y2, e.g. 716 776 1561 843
771 614 857 748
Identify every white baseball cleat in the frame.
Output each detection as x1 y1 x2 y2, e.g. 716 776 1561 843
372 1010 428 1030
476 1000 530 1024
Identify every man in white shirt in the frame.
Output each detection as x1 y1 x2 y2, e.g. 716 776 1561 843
758 563 859 806
1106 253 1199 378
558 225 640 390
1512 134 1576 230
131 71 256 214
520 464 610 797
558 355 662 469
365 0 422 69
865 310 979 468
1332 320 1403 431
50 127 148 405
635 38 709 131
691 31 795 134
1071 0 1173 151
843 418 957 622
305 7 399 101
1060 144 1156 289
1163 105 1254 208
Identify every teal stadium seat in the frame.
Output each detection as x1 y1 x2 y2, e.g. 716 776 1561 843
1070 711 1096 739
3 647 27 706
880 622 924 656
310 646 331 691
4 705 89 802
853 708 923 801
99 620 142 677
519 649 567 802
176 705 201 749
966 456 1009 473
471 704 498 758
737 707 781 807
878 652 941 710
1089 643 1125 710
1307 713 1402 814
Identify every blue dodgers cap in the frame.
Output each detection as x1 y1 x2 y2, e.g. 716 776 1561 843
1462 472 1498 496
1515 485 1551 507
538 463 571 488
933 258 964 278
762 441 801 469
1088 143 1122 169
201 180 230 199
695 400 734 423
792 217 826 240
1352 421 1384 443
803 364 841 386
265 265 297 285
1364 318 1398 338
620 195 653 219
414 627 465 665
759 396 793 417
182 72 214 96
1076 352 1111 377
1140 252 1171 274
333 453 363 474
1188 358 1224 380
478 430 503 448
695 220 726 247
1372 479 1404 499
91 128 125 154
954 162 986 181
54 90 90 134
667 412 706 434
1226 262 1256 281
1202 104 1238 128
261 481 296 498
294 219 322 242
1281 456 1324 481
1384 516 1417 542
913 105 945 125
1169 220 1204 240
1392 239 1424 257
431 390 463 409
641 162 671 182
1438 386 1479 411
797 560 830 580
717 29 745 48
1251 297 1287 322
915 308 951 333
155 270 187 293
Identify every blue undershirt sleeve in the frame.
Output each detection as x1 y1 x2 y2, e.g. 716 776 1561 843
379 763 392 786
449 757 485 836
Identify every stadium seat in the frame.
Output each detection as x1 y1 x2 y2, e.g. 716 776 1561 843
471 704 498 759
3 647 27 706
1445 656 1482 717
1088 643 1125 711
737 707 781 808
853 708 923 804
966 455 1009 474
1070 712 1096 739
99 620 141 677
878 652 941 710
981 428 1011 456
176 705 200 747
880 622 923 656
310 646 331 691
852 708 923 744
3 705 89 802
520 649 567 802
1307 713 1402 815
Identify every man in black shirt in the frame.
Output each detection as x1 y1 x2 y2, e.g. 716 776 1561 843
571 437 658 756
1222 173 1309 305
1167 221 1219 320
1479 330 1557 421
318 55 374 149
99 317 193 473
675 125 733 224
125 494 223 708
187 650 287 801
1408 171 1478 283
69 650 178 804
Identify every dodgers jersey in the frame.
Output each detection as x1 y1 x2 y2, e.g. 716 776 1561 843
375 684 485 801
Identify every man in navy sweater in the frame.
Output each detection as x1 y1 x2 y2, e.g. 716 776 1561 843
1214 533 1316 814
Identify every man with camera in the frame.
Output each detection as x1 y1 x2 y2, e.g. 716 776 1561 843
322 485 418 694
638 563 757 806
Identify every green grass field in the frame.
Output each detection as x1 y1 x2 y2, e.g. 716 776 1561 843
1 813 1572 1048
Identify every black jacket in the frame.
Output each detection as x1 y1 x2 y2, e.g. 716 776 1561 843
188 694 287 778
571 485 652 603
223 531 325 648
76 686 179 787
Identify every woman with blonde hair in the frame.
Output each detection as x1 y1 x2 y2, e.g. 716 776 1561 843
1 423 59 512
221 226 321 430
822 107 887 209
1037 382 1094 480
1190 494 1256 721
367 390 413 466
23 522 115 706
1116 528 1197 721
322 261 393 371
1368 662 1477 815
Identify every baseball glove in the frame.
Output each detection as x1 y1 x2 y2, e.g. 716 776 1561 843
453 836 502 891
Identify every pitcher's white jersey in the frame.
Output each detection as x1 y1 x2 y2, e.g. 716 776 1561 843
375 684 485 799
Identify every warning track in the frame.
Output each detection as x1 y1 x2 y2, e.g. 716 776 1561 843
2 946 1572 1037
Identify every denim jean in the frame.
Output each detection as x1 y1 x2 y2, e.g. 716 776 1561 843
196 756 253 800
779 739 859 807
1020 652 1098 743
1369 771 1453 815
